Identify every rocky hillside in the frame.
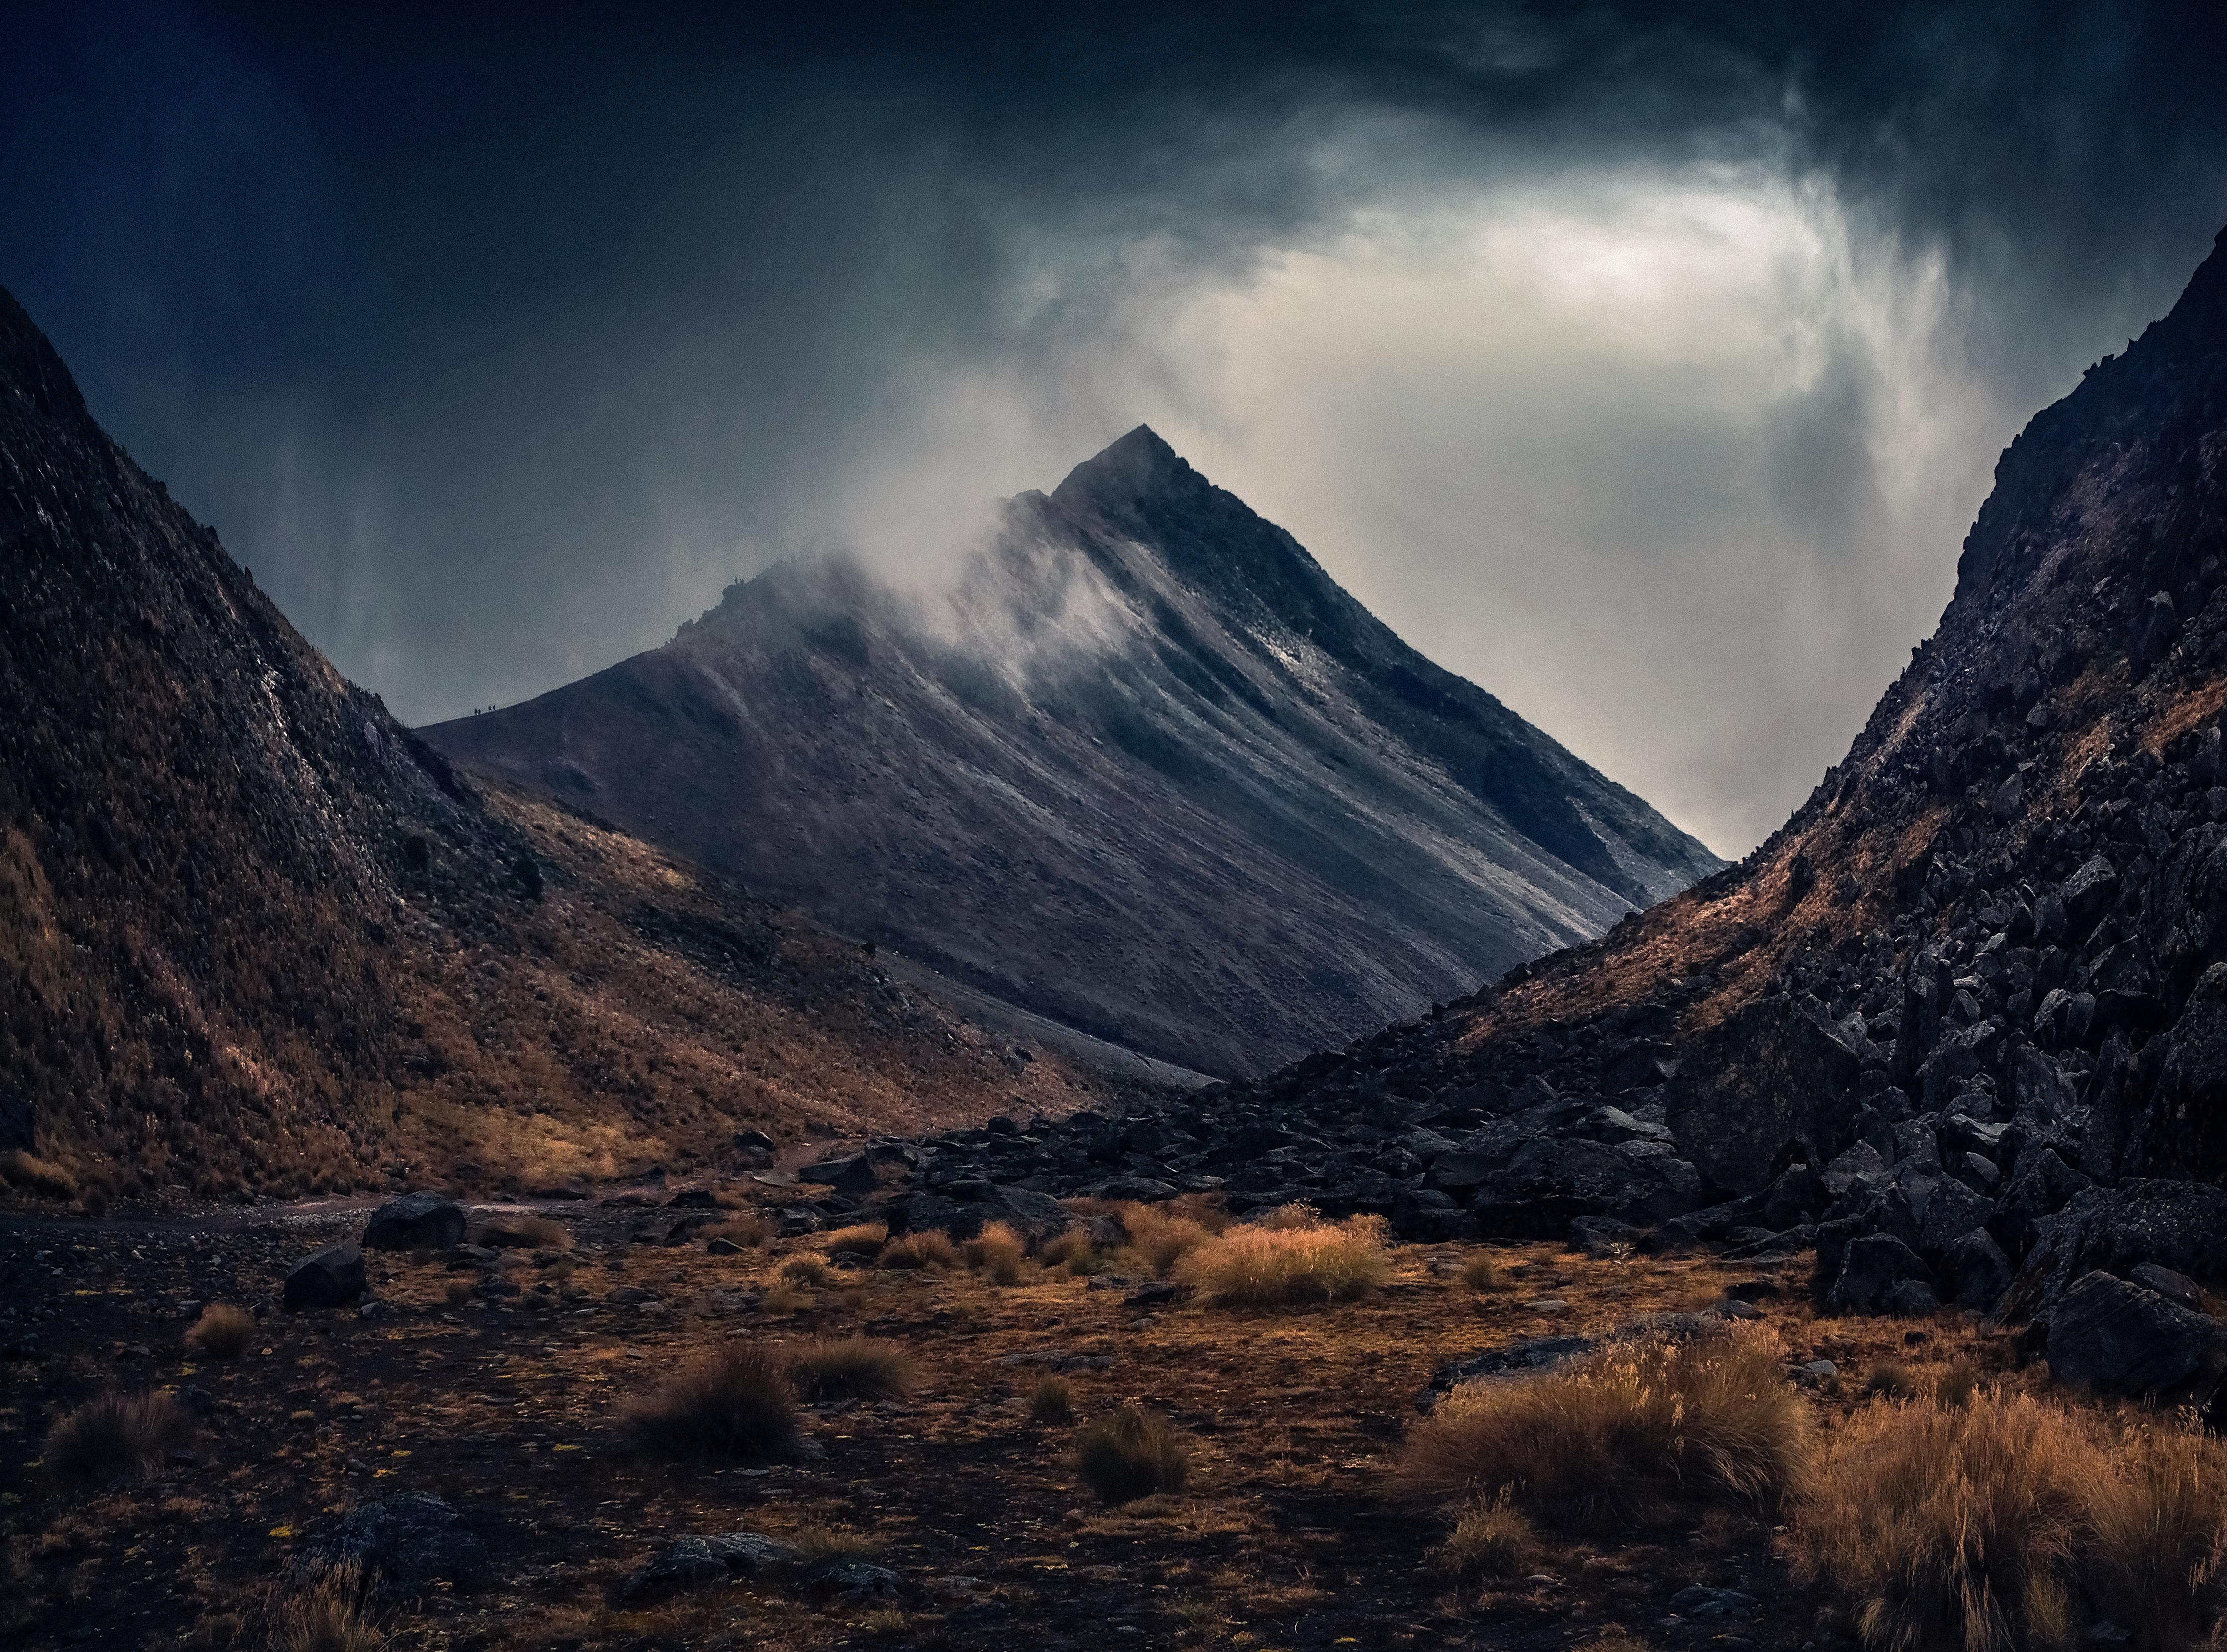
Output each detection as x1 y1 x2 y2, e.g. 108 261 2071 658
852 223 2227 1380
0 287 1128 1209
427 428 1722 1078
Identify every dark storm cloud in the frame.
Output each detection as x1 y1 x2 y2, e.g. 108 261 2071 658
3 1 2224 851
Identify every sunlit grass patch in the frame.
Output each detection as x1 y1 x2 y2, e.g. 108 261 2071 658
1175 1209 1389 1307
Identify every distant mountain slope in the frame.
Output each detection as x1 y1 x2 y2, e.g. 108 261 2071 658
0 287 1124 1208
428 428 1723 1077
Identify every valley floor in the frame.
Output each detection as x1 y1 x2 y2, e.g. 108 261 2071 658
0 1199 2045 1651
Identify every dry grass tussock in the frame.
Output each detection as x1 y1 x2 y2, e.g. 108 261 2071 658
270 1561 386 1652
1075 1405 1191 1505
1791 1388 2227 1652
963 1219 1027 1284
785 1337 915 1401
1030 1375 1075 1425
1393 1328 1806 1534
0 1149 76 1200
879 1229 958 1270
820 1222 887 1260
183 1304 254 1360
1459 1252 1500 1291
1039 1227 1108 1276
622 1343 802 1463
705 1211 771 1248
1174 1209 1389 1307
44 1390 190 1484
1121 1203 1216 1276
1432 1492 1534 1579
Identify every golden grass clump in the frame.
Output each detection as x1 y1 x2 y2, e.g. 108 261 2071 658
820 1222 888 1260
1039 1227 1106 1276
707 1211 772 1248
623 1343 804 1462
183 1304 254 1360
1433 1492 1535 1579
879 1229 959 1270
1393 1329 1807 1534
44 1390 191 1484
1791 1389 2227 1652
0 1149 77 1200
1075 1405 1192 1505
963 1220 1027 1285
792 1525 882 1564
1174 1211 1390 1308
786 1336 916 1401
271 1561 386 1652
1123 1204 1214 1276
781 1255 831 1287
1459 1252 1501 1292
1030 1375 1076 1424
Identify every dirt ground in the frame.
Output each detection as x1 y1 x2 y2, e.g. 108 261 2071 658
0 1198 2020 1652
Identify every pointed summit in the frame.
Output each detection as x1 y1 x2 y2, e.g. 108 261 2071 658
1052 424 1197 509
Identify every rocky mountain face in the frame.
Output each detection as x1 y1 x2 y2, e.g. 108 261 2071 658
0 288 1125 1207
840 225 2227 1392
427 428 1722 1078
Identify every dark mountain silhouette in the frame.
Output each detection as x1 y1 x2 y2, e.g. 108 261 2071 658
0 286 1131 1208
427 428 1723 1078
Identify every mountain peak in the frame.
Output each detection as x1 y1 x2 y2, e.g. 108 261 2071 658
1052 423 1197 509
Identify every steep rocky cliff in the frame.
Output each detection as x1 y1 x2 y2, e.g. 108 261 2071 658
428 428 1721 1078
0 288 1124 1207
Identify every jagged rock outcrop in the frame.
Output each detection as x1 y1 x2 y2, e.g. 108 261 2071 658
426 428 1721 1077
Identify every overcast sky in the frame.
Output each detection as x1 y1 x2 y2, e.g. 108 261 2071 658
5 2 2225 854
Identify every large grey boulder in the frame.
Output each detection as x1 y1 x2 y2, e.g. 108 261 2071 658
363 1190 466 1251
2000 1180 2227 1323
2044 1271 2223 1398
1826 1234 1930 1315
1945 1228 2014 1312
283 1244 366 1311
301 1493 485 1598
621 1532 800 1602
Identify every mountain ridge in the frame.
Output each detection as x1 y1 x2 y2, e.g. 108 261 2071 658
429 428 1723 1077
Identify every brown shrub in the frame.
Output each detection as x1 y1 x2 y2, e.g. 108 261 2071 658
1075 1405 1191 1505
1175 1212 1389 1308
0 1149 76 1200
781 1255 831 1287
1255 1201 1323 1230
786 1337 915 1401
474 1212 571 1251
1432 1493 1534 1579
1123 1205 1213 1276
706 1212 771 1248
1459 1252 1501 1292
1793 1390 2227 1652
623 1343 804 1462
879 1230 958 1270
444 1280 474 1308
963 1220 1026 1285
183 1304 254 1360
1038 1227 1105 1276
1861 1360 1921 1401
1393 1329 1807 1534
821 1222 888 1260
45 1390 190 1484
1030 1376 1075 1425
271 1561 386 1652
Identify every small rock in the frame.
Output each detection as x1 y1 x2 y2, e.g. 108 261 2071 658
299 1493 485 1598
621 1532 800 1602
1669 1585 1760 1621
799 1557 903 1602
